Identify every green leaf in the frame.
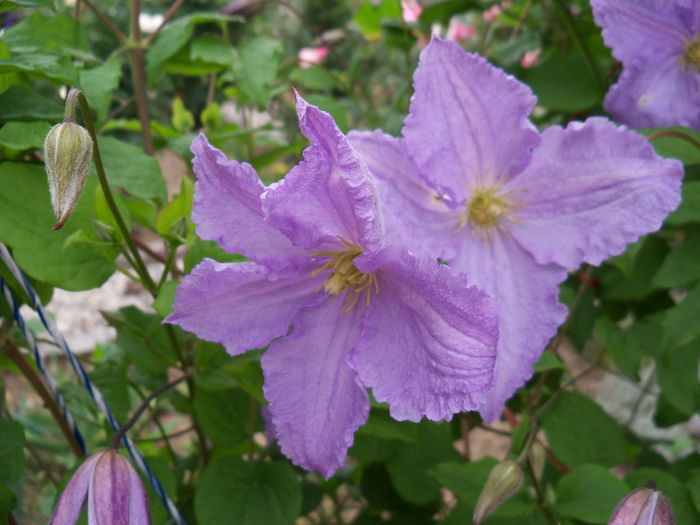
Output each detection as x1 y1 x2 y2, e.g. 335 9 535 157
184 239 246 273
419 0 478 25
153 280 177 318
79 57 121 124
0 40 20 94
90 364 129 423
689 470 700 515
601 235 669 301
0 416 25 485
195 457 301 525
641 127 700 165
656 338 700 415
97 136 167 202
190 35 235 65
666 181 700 225
353 0 402 40
553 464 629 523
521 53 602 112
193 387 250 450
0 54 78 84
531 351 565 373
386 422 460 505
231 37 283 108
662 284 700 348
0 163 116 289
289 66 338 91
357 408 418 443
226 356 265 402
0 85 63 121
654 232 700 288
170 97 194 135
156 175 194 240
541 391 625 468
0 121 51 150
626 468 700 525
194 368 237 392
595 317 640 379
2 12 90 58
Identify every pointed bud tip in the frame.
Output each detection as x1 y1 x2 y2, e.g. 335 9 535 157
473 460 523 525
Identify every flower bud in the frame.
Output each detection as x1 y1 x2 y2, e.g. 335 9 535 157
473 460 524 525
528 442 546 482
49 449 151 525
44 122 93 231
608 487 675 525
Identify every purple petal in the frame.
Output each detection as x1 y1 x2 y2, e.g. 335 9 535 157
348 129 461 260
262 95 383 254
352 248 498 422
126 461 151 524
507 118 683 268
604 62 700 132
190 134 307 272
403 37 539 204
49 452 101 525
261 299 369 478
166 259 323 355
88 450 130 525
449 236 568 422
591 0 691 66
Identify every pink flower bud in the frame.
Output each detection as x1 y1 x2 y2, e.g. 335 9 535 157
401 0 422 23
49 450 151 525
446 21 475 42
521 49 541 68
483 5 501 22
298 46 329 68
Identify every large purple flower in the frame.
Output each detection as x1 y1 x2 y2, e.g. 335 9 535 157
166 96 499 477
591 0 700 131
349 38 683 422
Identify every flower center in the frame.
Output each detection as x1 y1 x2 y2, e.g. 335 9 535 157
311 238 378 312
684 40 700 71
457 185 516 241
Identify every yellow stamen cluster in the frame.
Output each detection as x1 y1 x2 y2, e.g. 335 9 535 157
311 238 379 312
457 184 517 241
684 40 700 71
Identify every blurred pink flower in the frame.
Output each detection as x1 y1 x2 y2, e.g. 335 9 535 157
447 20 475 42
401 0 422 23
521 49 541 68
483 5 501 22
298 46 328 68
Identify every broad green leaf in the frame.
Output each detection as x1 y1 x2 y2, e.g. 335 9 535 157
97 136 167 202
190 35 235 65
170 98 194 134
0 54 77 84
0 416 25 485
153 280 177 318
641 127 700 165
184 239 246 273
0 40 20 94
531 351 565 373
553 464 629 523
163 44 226 76
0 163 116 289
626 468 700 525
193 387 250 449
0 85 63 121
231 37 283 108
90 363 129 423
353 0 402 40
289 66 338 91
2 12 90 58
225 356 265 403
195 458 301 525
194 368 237 392
689 470 700 515
361 463 407 512
654 232 700 288
662 284 700 348
305 94 348 132
656 339 700 415
357 408 418 443
79 57 121 124
419 0 478 25
201 102 223 129
0 121 50 150
601 235 668 301
666 181 700 225
541 391 625 468
521 52 603 112
94 185 131 238
595 317 640 379
0 484 16 523
386 422 459 504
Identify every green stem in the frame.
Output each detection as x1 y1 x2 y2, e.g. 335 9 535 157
71 89 157 293
647 129 700 150
128 379 178 462
551 0 604 90
129 0 155 155
158 245 175 288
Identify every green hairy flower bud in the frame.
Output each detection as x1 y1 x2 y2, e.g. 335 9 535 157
44 122 93 230
473 460 524 525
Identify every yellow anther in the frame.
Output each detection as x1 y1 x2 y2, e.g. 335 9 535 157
684 40 700 71
456 183 517 242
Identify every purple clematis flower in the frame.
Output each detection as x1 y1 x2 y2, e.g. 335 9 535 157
348 38 683 422
166 95 499 477
49 450 151 525
591 0 700 131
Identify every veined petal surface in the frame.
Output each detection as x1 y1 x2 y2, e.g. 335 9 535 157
88 451 130 525
348 129 460 260
190 134 307 271
263 96 383 254
125 460 150 524
353 248 498 422
166 259 324 355
508 118 683 269
403 38 539 204
449 236 568 422
262 299 369 478
49 452 101 525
